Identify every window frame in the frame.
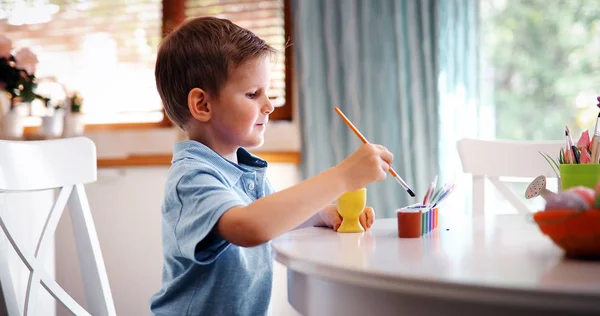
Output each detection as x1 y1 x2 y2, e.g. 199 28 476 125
23 0 293 136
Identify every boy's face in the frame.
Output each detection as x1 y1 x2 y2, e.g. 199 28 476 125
208 56 274 150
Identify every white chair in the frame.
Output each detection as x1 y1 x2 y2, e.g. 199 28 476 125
457 138 564 215
0 137 116 316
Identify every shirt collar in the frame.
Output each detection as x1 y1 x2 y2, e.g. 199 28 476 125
172 140 267 181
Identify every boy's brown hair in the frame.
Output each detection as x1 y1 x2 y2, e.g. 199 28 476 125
155 17 277 129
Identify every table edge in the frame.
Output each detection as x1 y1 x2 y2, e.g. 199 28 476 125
273 239 600 313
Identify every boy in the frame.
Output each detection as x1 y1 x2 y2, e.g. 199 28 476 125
150 17 393 316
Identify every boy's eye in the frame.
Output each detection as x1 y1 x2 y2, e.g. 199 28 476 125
246 92 258 99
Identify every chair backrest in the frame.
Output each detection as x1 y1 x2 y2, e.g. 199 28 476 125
0 137 115 316
457 138 563 178
457 138 564 215
0 137 97 192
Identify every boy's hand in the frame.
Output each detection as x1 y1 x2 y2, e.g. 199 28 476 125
318 204 375 231
335 143 393 192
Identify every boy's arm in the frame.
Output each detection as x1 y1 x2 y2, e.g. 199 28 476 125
217 167 345 247
216 143 392 247
294 204 336 229
262 176 328 230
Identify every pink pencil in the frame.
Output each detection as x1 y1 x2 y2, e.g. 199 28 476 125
422 176 437 205
422 183 434 205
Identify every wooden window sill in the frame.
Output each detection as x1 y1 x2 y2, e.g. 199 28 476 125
97 151 301 168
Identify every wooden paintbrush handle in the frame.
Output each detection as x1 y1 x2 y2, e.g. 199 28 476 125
592 135 600 163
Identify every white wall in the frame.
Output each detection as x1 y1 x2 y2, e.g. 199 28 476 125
55 163 302 316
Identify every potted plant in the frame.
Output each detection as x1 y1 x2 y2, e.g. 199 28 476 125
540 129 600 191
0 35 24 139
0 35 42 139
63 91 85 136
39 95 66 139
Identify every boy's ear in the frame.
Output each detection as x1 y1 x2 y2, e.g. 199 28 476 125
188 88 211 122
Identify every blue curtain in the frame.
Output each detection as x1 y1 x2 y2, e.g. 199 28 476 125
293 0 440 217
437 0 481 214
438 0 480 183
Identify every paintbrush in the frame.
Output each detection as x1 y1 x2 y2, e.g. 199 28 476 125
591 112 600 163
565 126 579 164
334 107 416 197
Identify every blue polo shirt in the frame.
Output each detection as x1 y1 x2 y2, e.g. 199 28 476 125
150 140 275 316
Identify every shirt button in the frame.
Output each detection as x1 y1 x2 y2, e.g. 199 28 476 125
247 182 255 190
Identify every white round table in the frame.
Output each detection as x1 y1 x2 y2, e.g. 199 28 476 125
272 215 600 316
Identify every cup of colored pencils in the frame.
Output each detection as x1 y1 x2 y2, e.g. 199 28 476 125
540 100 600 189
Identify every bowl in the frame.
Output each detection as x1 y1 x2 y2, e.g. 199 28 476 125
533 209 600 259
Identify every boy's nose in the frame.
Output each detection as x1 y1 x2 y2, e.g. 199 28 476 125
263 97 275 114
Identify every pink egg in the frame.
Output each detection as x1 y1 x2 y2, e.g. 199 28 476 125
545 191 590 211
566 186 595 206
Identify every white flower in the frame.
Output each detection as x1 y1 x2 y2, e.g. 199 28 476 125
14 48 38 75
0 35 12 59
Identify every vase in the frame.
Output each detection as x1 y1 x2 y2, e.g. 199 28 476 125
40 111 65 139
559 164 600 190
63 112 85 137
0 91 10 117
0 110 25 140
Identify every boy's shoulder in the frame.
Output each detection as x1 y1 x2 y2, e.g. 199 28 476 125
169 140 227 172
166 150 228 189
165 140 253 189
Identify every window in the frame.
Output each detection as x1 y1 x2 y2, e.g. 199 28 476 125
0 0 165 128
184 0 291 120
481 0 600 141
0 0 292 131
478 0 600 214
